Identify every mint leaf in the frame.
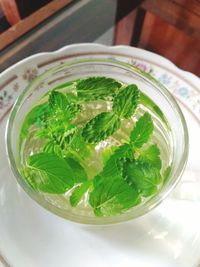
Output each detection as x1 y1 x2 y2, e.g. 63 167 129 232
140 92 169 128
26 153 74 193
51 80 77 91
49 91 81 120
70 180 91 207
49 91 69 110
64 157 87 183
112 84 140 119
77 77 121 100
89 175 140 216
20 103 49 141
89 149 140 216
43 140 63 157
82 112 121 143
110 144 134 161
130 112 154 148
139 144 161 169
124 160 162 197
66 129 94 160
36 92 81 141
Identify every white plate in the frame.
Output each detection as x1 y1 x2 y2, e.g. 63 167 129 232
0 44 200 267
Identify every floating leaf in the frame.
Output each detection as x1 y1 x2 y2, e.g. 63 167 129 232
139 144 161 169
112 84 140 119
77 76 121 100
82 112 121 143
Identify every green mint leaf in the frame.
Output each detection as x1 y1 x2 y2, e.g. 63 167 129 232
82 112 121 143
130 112 154 148
139 144 161 169
102 146 117 164
51 80 77 91
26 153 74 193
89 175 140 217
112 84 140 119
43 140 63 157
124 160 162 197
64 157 87 183
77 76 121 100
49 91 69 110
140 92 169 128
49 91 81 119
66 129 94 160
20 103 49 141
70 180 91 207
110 144 134 161
89 148 140 216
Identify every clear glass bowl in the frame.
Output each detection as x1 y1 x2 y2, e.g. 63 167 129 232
6 56 189 225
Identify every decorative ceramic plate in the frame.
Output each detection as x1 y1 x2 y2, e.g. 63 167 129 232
0 44 200 267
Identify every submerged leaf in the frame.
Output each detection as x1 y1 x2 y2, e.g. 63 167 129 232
139 144 162 169
70 181 91 207
89 175 140 217
123 160 162 197
64 157 88 183
26 153 74 193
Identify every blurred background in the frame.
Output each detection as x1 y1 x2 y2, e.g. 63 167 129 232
0 0 199 75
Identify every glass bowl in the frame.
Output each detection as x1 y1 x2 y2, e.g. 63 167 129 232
6 56 189 225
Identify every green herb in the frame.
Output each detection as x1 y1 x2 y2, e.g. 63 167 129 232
139 144 161 169
77 77 121 100
51 80 77 91
20 76 169 217
26 153 74 193
123 160 162 197
64 157 87 183
140 92 169 128
82 112 121 143
66 129 94 160
43 140 63 157
89 175 140 216
20 103 49 142
88 148 140 216
112 84 140 119
70 180 91 207
49 91 81 120
130 112 154 148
